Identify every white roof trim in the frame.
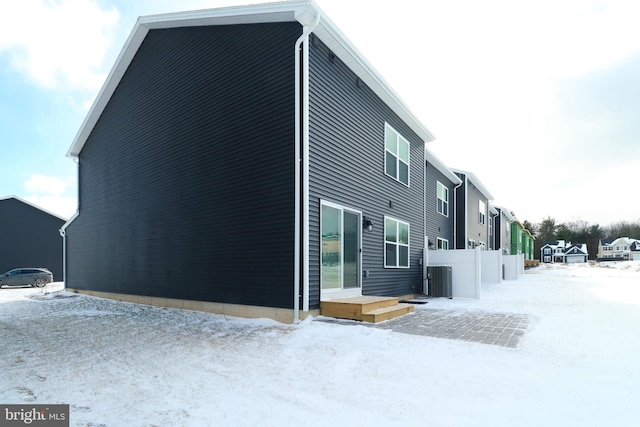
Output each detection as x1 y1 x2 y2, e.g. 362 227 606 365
492 204 515 222
425 147 461 185
450 168 494 201
67 0 435 158
0 195 68 221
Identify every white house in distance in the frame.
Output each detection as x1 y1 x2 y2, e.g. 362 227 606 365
597 237 640 261
540 240 588 264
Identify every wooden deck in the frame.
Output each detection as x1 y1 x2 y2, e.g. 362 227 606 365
320 296 414 323
525 260 541 268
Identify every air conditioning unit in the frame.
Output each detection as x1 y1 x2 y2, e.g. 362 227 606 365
427 266 452 298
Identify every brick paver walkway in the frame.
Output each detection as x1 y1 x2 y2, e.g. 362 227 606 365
319 308 530 348
374 308 530 348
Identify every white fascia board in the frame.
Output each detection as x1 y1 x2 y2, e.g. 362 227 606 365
66 23 149 158
492 205 515 222
312 13 435 143
450 168 494 201
425 147 461 185
66 0 435 158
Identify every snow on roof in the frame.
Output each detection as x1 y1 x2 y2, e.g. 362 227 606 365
67 0 436 158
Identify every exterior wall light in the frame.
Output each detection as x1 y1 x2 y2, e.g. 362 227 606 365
363 216 374 232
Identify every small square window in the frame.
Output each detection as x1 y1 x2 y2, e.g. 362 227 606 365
437 238 449 250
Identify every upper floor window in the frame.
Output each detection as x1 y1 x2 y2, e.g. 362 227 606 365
385 123 409 186
478 200 486 224
437 181 448 216
544 248 551 254
384 217 410 268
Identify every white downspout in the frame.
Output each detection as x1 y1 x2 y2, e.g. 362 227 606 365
294 9 320 323
423 148 428 293
59 157 80 289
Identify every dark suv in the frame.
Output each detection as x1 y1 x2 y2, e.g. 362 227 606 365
0 268 53 288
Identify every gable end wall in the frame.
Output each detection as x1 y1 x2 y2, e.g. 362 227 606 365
66 22 301 308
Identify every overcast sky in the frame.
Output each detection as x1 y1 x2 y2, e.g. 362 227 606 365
1 0 638 227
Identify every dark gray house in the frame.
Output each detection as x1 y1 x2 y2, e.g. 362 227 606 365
0 196 66 280
451 169 494 250
425 148 461 251
62 1 436 322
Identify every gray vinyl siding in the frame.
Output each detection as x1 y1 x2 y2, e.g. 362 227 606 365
0 198 65 280
307 35 425 309
66 23 300 308
425 164 455 249
466 184 488 247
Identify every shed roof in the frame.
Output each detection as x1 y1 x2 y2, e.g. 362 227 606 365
67 0 435 158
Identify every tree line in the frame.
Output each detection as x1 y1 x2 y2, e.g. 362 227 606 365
521 218 640 260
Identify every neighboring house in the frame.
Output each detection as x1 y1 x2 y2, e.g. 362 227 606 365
61 1 437 323
522 228 535 261
451 169 494 250
633 241 640 261
597 237 640 261
0 196 66 280
597 237 616 260
564 244 589 263
540 240 588 263
510 221 523 255
425 147 462 252
492 205 514 255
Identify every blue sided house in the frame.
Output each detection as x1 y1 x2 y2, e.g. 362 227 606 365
61 1 439 322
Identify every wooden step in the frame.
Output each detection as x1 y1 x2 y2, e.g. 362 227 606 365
320 296 413 323
360 303 414 323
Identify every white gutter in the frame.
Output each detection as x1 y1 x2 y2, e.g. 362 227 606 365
293 7 320 323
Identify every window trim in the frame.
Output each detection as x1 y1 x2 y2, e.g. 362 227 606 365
478 200 486 225
384 123 410 187
437 237 449 250
384 216 410 268
436 181 448 217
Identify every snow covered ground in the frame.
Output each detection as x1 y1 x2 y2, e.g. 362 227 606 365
1 262 639 426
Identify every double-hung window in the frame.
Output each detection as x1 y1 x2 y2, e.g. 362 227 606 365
437 181 448 216
478 200 486 224
385 123 410 186
384 217 410 268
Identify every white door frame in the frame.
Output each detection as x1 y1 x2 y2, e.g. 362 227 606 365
320 200 363 300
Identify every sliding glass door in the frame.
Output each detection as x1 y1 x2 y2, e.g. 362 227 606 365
321 201 361 298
